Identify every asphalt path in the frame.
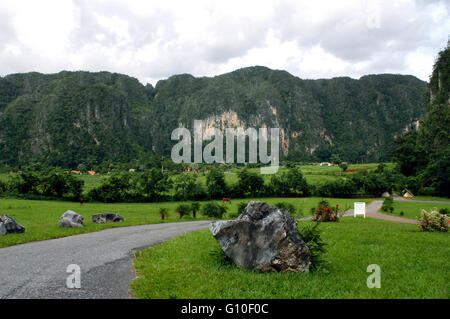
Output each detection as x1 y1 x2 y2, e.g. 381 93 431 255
0 221 210 299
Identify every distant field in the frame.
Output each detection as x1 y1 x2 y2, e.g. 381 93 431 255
380 200 450 220
0 197 372 248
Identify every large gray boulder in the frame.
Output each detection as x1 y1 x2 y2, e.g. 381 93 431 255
210 201 311 272
0 214 25 234
92 213 124 224
59 210 84 228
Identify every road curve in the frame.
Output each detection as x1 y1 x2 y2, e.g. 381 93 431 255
0 220 210 299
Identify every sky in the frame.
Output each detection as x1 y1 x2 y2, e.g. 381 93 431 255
0 0 448 86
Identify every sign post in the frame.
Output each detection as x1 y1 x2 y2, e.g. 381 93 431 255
354 202 366 218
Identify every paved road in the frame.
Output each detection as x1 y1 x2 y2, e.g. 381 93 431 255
0 221 210 299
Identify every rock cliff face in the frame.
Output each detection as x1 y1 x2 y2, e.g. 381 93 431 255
0 67 426 167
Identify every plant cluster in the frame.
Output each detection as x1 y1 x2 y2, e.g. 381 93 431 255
312 200 340 222
418 208 449 232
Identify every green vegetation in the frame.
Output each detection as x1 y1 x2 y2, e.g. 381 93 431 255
0 197 370 248
131 218 449 298
392 43 449 197
379 200 450 220
418 208 449 232
0 67 426 170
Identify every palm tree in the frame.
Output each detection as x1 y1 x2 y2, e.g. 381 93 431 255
191 202 201 218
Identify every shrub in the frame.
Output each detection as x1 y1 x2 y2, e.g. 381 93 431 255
159 208 169 220
439 208 449 215
316 179 357 198
418 186 436 196
312 200 340 222
381 196 394 212
298 222 326 270
274 202 297 216
202 202 228 219
418 208 449 232
190 202 201 218
175 204 191 219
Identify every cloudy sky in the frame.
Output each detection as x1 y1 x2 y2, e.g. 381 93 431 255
0 0 448 85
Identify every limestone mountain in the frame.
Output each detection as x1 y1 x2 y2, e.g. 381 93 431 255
0 67 427 168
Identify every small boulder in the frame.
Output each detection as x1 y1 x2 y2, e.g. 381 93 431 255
92 213 124 224
59 210 84 228
0 214 25 234
210 201 311 272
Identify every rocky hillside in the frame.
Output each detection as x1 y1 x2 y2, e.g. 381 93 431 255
0 67 427 168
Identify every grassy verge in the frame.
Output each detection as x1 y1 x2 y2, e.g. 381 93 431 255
405 196 450 202
131 217 449 299
379 201 450 220
0 197 371 248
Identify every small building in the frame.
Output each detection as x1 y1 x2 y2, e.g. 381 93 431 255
402 189 414 198
320 162 331 166
129 168 136 172
88 170 96 176
184 167 191 172
71 170 81 174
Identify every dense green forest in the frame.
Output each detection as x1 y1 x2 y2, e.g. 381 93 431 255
393 43 450 196
0 67 426 169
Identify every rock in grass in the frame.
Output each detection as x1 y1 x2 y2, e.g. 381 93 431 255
59 210 84 228
92 213 124 224
0 214 25 234
210 201 311 272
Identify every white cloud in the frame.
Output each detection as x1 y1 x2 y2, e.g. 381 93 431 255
0 0 448 85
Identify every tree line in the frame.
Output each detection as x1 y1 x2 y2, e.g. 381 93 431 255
0 165 416 203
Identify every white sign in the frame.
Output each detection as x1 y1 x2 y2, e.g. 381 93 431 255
354 202 366 218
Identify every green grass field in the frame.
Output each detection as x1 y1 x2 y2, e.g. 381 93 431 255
379 200 450 220
0 197 371 248
131 217 450 299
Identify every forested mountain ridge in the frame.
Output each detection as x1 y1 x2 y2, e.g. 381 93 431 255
0 67 427 168
393 43 449 196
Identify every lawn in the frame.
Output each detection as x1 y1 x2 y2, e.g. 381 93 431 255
380 200 450 220
131 217 449 299
0 197 371 248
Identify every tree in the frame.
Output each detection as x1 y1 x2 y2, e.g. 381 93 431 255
269 167 309 196
201 202 228 219
173 174 203 200
175 204 191 219
338 162 348 175
330 154 341 165
236 169 264 196
140 168 172 201
206 167 227 199
190 202 201 218
159 207 169 220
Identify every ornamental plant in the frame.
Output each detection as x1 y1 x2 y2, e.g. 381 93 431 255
418 208 449 232
312 200 341 222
